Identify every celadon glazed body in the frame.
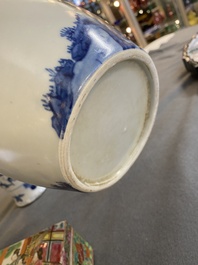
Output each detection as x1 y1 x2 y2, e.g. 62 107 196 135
0 0 159 192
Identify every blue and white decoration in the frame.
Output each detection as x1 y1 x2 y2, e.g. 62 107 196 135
0 174 45 207
42 13 138 139
0 174 15 189
51 181 79 191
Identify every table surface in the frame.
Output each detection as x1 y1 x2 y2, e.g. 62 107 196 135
1 25 198 265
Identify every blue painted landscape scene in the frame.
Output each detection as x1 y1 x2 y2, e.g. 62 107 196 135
42 13 138 139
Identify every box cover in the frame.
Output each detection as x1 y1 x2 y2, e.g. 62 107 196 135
0 220 94 265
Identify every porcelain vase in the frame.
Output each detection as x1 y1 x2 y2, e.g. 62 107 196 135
0 0 159 192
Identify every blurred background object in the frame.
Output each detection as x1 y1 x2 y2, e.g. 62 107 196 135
67 0 198 47
183 32 198 76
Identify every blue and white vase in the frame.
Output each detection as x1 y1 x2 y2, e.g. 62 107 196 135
0 174 46 207
0 0 159 192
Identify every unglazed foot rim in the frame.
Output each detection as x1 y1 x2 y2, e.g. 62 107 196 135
60 49 159 192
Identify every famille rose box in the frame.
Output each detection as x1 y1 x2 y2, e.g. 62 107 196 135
0 220 94 265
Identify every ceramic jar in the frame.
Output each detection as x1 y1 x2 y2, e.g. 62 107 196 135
0 174 46 207
0 0 159 192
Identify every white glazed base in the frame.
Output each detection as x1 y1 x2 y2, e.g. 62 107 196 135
60 49 159 192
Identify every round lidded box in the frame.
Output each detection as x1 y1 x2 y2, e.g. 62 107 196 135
0 0 159 192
